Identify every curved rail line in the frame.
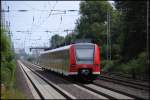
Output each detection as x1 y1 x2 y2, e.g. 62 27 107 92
99 75 149 91
93 82 144 100
22 61 110 99
18 61 44 99
18 60 76 99
22 60 139 99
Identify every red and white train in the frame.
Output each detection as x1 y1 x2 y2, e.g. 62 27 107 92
38 43 100 81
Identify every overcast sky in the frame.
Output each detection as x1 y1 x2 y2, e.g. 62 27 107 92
2 1 114 54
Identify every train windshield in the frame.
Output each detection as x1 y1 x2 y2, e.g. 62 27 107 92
75 45 94 64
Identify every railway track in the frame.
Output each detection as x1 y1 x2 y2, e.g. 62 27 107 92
20 60 109 99
108 73 149 82
20 60 111 99
18 60 76 99
98 75 149 91
25 61 150 90
64 75 144 100
20 60 146 99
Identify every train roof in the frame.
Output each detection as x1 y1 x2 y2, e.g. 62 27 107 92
40 43 95 54
74 43 94 46
40 45 72 54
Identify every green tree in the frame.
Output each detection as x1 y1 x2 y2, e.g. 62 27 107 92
110 10 124 60
64 33 77 45
51 34 64 48
114 1 147 61
1 27 16 89
110 1 149 79
75 1 113 45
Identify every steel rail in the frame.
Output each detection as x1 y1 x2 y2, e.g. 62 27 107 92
99 75 149 91
18 61 44 99
22 60 136 99
20 60 76 99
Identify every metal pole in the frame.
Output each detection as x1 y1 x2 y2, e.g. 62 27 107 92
147 0 149 67
107 11 109 61
109 11 111 61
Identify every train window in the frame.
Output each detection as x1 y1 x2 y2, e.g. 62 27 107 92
75 45 94 64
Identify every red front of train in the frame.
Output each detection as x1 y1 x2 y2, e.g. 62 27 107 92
69 43 100 80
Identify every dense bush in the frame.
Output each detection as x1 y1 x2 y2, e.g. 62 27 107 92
1 27 16 88
1 27 25 99
101 60 115 73
111 52 148 79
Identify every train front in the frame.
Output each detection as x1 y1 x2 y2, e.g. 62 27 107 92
69 43 100 81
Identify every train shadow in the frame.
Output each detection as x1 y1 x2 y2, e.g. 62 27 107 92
72 78 94 84
35 69 72 85
36 69 93 85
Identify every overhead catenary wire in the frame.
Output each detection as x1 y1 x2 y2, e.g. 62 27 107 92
10 1 59 50
1 9 79 12
28 1 59 48
31 1 58 31
26 2 52 48
2 1 80 51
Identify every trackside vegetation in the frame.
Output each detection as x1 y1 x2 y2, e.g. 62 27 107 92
1 27 25 99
